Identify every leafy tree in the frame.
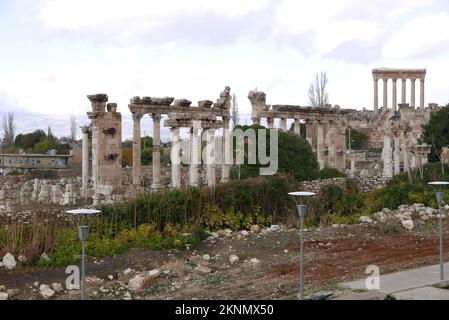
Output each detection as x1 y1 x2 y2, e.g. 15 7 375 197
141 147 153 165
230 124 319 181
420 104 449 162
347 128 369 150
122 148 132 167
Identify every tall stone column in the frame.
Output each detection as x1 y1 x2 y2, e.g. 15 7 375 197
382 135 393 178
373 78 379 113
294 118 301 135
394 134 400 175
132 114 142 186
170 127 181 189
189 124 200 187
81 126 89 197
401 79 406 105
383 78 388 109
305 120 314 148
280 118 287 132
221 118 230 183
267 118 274 129
205 128 216 187
392 79 397 112
410 79 416 108
317 122 325 170
420 78 425 109
151 114 162 190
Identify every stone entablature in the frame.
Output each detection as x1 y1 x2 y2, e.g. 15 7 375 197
372 68 426 112
127 87 232 192
248 90 348 172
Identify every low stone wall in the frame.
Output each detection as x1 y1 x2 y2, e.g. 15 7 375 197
0 175 84 214
298 177 347 194
353 176 390 192
298 176 390 194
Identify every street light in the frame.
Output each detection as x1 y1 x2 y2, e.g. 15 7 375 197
66 208 101 300
288 191 316 300
428 181 449 281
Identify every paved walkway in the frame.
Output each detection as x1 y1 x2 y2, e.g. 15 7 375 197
337 262 449 300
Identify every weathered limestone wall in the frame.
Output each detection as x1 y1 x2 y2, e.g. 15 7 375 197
0 176 83 214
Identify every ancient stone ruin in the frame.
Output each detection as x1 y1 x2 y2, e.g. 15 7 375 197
0 68 441 210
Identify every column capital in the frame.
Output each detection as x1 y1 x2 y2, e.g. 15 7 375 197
392 78 397 83
132 113 143 121
81 126 90 134
152 113 161 121
411 78 416 83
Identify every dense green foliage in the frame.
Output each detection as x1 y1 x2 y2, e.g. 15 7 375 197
420 104 449 162
347 128 369 150
122 136 154 167
318 167 347 179
230 125 319 181
13 129 70 154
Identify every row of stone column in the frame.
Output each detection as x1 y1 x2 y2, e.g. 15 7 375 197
374 78 425 112
132 114 231 190
263 117 329 170
132 113 162 189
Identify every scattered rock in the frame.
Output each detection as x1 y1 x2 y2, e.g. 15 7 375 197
250 225 261 233
123 268 133 276
241 230 250 237
6 289 20 298
0 292 8 300
123 292 132 300
189 255 203 266
249 258 260 265
148 269 160 278
51 283 64 293
202 254 211 261
39 284 55 299
402 220 414 230
2 253 16 270
359 216 373 224
194 265 212 274
40 252 50 261
0 285 6 291
33 282 40 287
108 275 114 281
17 255 27 264
229 255 240 264
128 274 146 291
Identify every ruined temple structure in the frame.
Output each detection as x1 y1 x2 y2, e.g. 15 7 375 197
128 87 231 191
248 90 349 171
78 87 231 204
75 68 437 205
249 68 436 180
83 94 124 205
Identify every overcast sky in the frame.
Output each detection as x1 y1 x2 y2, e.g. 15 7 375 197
1 0 449 139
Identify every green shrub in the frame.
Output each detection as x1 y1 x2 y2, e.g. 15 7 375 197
318 168 347 179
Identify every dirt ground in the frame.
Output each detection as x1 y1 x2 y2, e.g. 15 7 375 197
1 222 449 300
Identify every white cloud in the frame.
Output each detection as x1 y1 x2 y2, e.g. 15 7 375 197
273 0 435 54
383 12 449 59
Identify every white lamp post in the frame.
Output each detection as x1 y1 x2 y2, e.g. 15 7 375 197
288 191 316 300
428 181 449 281
66 208 101 300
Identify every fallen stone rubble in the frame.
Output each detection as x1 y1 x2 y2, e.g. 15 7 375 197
359 203 448 230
